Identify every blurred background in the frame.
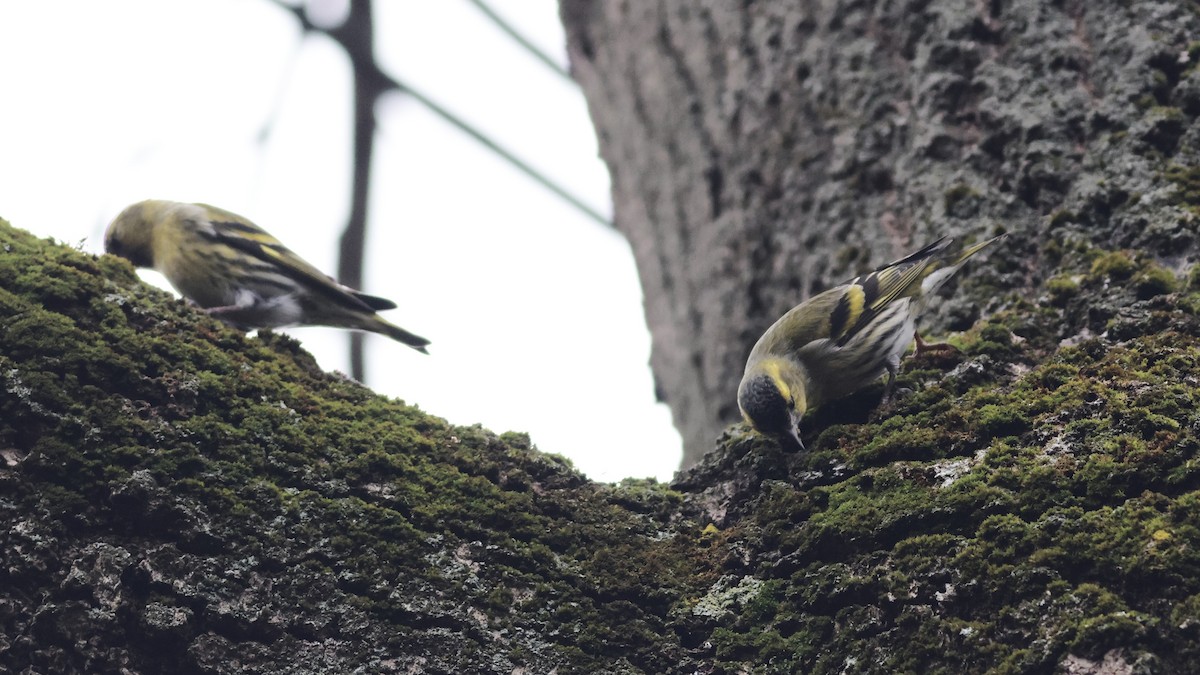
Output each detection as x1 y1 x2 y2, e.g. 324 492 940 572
0 0 683 481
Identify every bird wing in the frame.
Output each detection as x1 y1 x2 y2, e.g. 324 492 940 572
751 237 966 358
828 237 953 346
196 204 378 312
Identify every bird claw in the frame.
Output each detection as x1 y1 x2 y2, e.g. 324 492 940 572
913 332 961 357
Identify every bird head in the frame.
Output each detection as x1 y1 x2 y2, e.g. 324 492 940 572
737 357 808 450
104 200 164 269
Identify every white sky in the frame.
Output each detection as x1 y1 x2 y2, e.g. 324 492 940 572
0 0 684 482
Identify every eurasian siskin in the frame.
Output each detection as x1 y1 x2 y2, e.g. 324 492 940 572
104 199 430 352
737 234 1005 448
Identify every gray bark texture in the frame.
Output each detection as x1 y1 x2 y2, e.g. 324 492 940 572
561 0 1200 467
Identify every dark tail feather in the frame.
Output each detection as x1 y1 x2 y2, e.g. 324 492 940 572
371 315 430 353
917 232 1007 298
353 291 399 311
950 233 1008 266
874 236 953 271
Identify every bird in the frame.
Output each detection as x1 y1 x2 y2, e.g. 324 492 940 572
104 199 430 353
737 234 1005 448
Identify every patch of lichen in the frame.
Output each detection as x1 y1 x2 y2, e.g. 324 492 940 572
0 221 721 673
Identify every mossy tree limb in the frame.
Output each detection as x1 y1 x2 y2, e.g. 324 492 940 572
6 198 1200 673
0 224 725 673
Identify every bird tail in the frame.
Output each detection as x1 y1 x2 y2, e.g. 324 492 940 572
352 291 399 311
920 233 1007 296
369 315 431 354
875 235 954 271
950 233 1007 266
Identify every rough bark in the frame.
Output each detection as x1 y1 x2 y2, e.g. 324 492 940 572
561 0 1200 467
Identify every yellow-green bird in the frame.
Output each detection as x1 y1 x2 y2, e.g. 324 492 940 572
104 199 430 353
737 234 1004 448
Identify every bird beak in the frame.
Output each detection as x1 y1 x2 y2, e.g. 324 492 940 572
787 410 806 451
790 426 805 451
772 420 801 451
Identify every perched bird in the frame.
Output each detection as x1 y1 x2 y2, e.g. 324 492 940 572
737 234 1005 448
104 199 430 353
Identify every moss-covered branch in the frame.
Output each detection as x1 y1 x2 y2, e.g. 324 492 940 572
6 219 1200 673
0 223 721 672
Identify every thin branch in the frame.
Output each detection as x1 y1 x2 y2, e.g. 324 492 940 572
335 2 380 382
273 0 612 229
389 75 611 228
464 0 573 82
276 0 382 380
268 0 615 378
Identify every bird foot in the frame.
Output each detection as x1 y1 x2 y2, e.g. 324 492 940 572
913 332 961 357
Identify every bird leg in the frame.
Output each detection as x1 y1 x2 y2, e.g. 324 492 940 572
201 289 258 317
202 292 302 331
880 359 900 405
198 295 263 332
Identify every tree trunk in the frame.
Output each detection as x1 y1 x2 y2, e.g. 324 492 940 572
7 2 1200 670
561 0 1200 467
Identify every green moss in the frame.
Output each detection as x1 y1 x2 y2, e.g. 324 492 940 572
1046 274 1081 306
962 321 1018 358
1150 105 1185 121
1187 265 1200 292
944 184 982 213
1048 209 1077 227
974 403 1029 437
835 244 862 269
1165 164 1200 214
1090 251 1137 280
1134 263 1179 299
